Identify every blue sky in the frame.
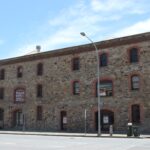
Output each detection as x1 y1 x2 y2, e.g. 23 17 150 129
0 0 150 59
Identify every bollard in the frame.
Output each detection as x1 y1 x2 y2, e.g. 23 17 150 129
109 125 113 136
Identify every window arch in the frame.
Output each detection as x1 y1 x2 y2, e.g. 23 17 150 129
131 75 140 90
100 53 108 67
17 66 23 78
129 48 139 63
37 63 43 76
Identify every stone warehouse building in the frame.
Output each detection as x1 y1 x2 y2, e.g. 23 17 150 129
0 32 150 133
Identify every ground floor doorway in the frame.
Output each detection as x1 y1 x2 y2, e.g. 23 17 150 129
95 109 114 132
60 111 67 131
13 110 23 127
0 108 4 129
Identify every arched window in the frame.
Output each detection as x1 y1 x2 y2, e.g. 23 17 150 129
37 106 43 121
131 75 140 90
96 80 113 97
72 57 80 71
37 63 43 76
100 53 108 67
0 108 4 121
14 88 25 103
0 88 4 99
37 84 43 97
131 104 140 123
0 69 5 80
17 66 23 78
73 81 80 95
129 48 139 63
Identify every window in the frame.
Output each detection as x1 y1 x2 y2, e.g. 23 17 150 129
17 66 23 78
96 80 113 97
100 53 108 67
0 69 5 80
131 75 140 90
72 58 80 71
37 63 43 76
73 81 80 95
0 88 4 99
14 88 25 103
0 109 4 121
131 104 140 123
37 106 43 121
129 48 139 63
37 84 43 97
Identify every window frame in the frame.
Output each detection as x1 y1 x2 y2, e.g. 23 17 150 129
72 81 80 95
14 88 25 103
37 84 43 97
72 57 80 71
128 47 139 63
37 106 43 121
37 63 43 76
17 66 23 78
131 75 140 90
0 69 5 80
99 53 108 67
131 104 141 124
95 79 113 97
0 88 4 99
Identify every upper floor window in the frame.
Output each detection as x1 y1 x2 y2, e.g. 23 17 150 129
37 84 43 97
0 108 4 121
14 88 25 103
73 81 80 95
72 58 80 71
100 53 108 67
96 80 113 97
17 66 23 78
37 106 43 121
129 48 139 63
131 75 140 90
0 88 4 99
131 104 140 124
37 63 43 76
0 69 5 80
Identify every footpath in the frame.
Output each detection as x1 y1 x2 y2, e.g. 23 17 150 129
0 130 149 138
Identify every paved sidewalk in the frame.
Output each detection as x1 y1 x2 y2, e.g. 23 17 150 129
0 130 149 138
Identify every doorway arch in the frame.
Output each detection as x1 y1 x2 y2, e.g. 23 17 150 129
95 109 114 132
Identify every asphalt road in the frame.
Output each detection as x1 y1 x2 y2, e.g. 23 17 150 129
0 134 150 150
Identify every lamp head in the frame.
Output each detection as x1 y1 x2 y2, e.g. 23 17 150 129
80 32 86 36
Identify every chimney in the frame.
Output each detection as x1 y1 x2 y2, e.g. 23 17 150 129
36 45 41 53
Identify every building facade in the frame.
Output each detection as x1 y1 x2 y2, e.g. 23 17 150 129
0 32 150 133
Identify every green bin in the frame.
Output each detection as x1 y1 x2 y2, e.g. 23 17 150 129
127 123 133 137
133 126 140 137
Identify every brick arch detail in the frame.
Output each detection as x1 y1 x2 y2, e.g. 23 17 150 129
127 45 140 64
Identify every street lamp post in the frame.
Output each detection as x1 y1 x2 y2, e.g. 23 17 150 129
80 32 101 136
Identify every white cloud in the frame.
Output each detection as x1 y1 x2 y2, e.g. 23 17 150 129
112 18 150 38
91 0 148 14
14 0 150 57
